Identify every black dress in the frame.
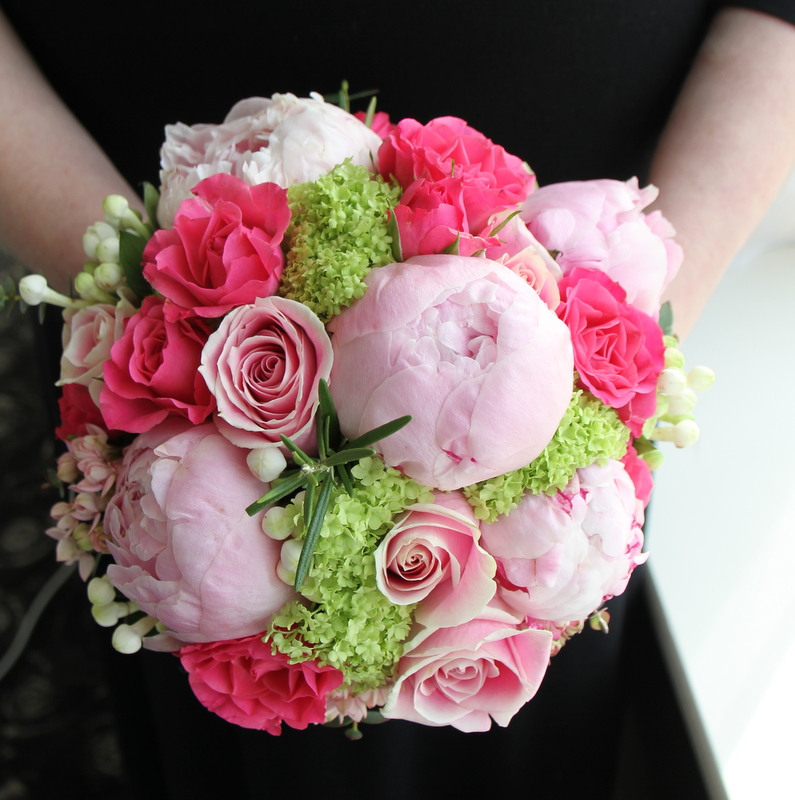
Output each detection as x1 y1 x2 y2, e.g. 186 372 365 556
2 2 794 798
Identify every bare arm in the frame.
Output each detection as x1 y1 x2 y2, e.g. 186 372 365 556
650 7 795 340
0 10 141 291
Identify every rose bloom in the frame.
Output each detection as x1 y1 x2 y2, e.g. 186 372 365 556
480 459 648 623
374 491 496 629
557 267 664 436
56 384 108 442
57 291 137 406
179 633 343 734
378 116 535 233
105 420 295 643
381 601 552 732
101 296 215 434
328 255 573 491
520 178 683 316
158 93 382 227
199 297 333 451
143 173 291 319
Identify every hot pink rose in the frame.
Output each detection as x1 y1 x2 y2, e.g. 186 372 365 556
557 267 664 435
143 173 291 319
199 297 333 451
480 460 647 623
105 420 296 643
378 116 535 233
58 292 137 406
56 384 109 442
381 602 552 731
374 491 496 629
100 296 215 434
179 633 343 734
353 109 396 139
158 94 382 228
621 444 654 508
520 178 683 316
328 255 573 491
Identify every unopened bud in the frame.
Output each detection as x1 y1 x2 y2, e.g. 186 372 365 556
18 274 75 308
112 616 157 654
687 366 715 392
94 262 124 292
95 236 120 264
657 368 687 397
87 575 116 606
649 419 700 448
247 447 287 484
74 271 117 304
666 387 697 416
262 506 295 540
83 221 118 259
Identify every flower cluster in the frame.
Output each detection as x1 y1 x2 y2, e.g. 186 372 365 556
26 90 713 737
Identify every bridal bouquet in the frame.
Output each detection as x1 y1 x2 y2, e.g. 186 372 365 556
17 91 712 737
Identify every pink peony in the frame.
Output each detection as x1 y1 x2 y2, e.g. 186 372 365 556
378 116 535 233
179 633 343 734
105 420 295 643
158 94 382 227
100 296 215 434
143 174 291 319
328 255 573 491
480 459 648 623
556 267 664 436
57 292 137 406
199 297 333 451
374 491 496 629
520 178 683 316
381 602 552 731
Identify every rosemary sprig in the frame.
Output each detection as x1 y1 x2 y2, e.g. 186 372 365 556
245 379 411 590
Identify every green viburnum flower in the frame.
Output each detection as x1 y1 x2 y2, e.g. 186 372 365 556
268 456 433 691
463 387 630 522
280 161 401 321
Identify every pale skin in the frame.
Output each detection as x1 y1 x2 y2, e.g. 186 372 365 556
1 8 795 337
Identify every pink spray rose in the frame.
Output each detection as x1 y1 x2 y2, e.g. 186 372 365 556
520 178 683 316
328 255 573 491
374 491 496 629
105 420 296 643
57 291 137 406
143 173 291 319
556 267 665 436
381 602 552 732
378 116 535 233
480 459 647 623
179 633 343 734
199 297 333 451
158 94 382 227
100 296 215 434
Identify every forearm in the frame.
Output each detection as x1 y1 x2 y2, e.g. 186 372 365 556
0 11 141 291
650 7 795 340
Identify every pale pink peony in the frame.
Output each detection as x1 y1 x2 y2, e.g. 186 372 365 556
199 297 333 452
520 178 682 316
158 93 382 227
381 602 552 731
105 420 295 643
328 255 573 491
480 459 648 623
179 633 343 734
57 291 137 406
374 491 496 629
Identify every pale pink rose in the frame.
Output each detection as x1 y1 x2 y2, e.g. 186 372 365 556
179 633 343 734
105 420 295 643
520 178 683 316
480 459 648 623
382 602 552 731
199 297 333 451
375 491 496 628
57 291 137 406
328 255 573 491
158 93 382 227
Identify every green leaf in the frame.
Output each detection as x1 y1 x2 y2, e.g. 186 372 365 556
317 379 341 448
143 182 160 233
658 301 674 336
245 471 308 515
364 95 377 128
336 462 354 497
280 434 314 467
345 415 412 450
303 480 316 528
387 207 403 263
487 210 520 238
440 232 460 256
322 447 376 467
294 475 334 590
118 230 152 299
315 413 327 461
